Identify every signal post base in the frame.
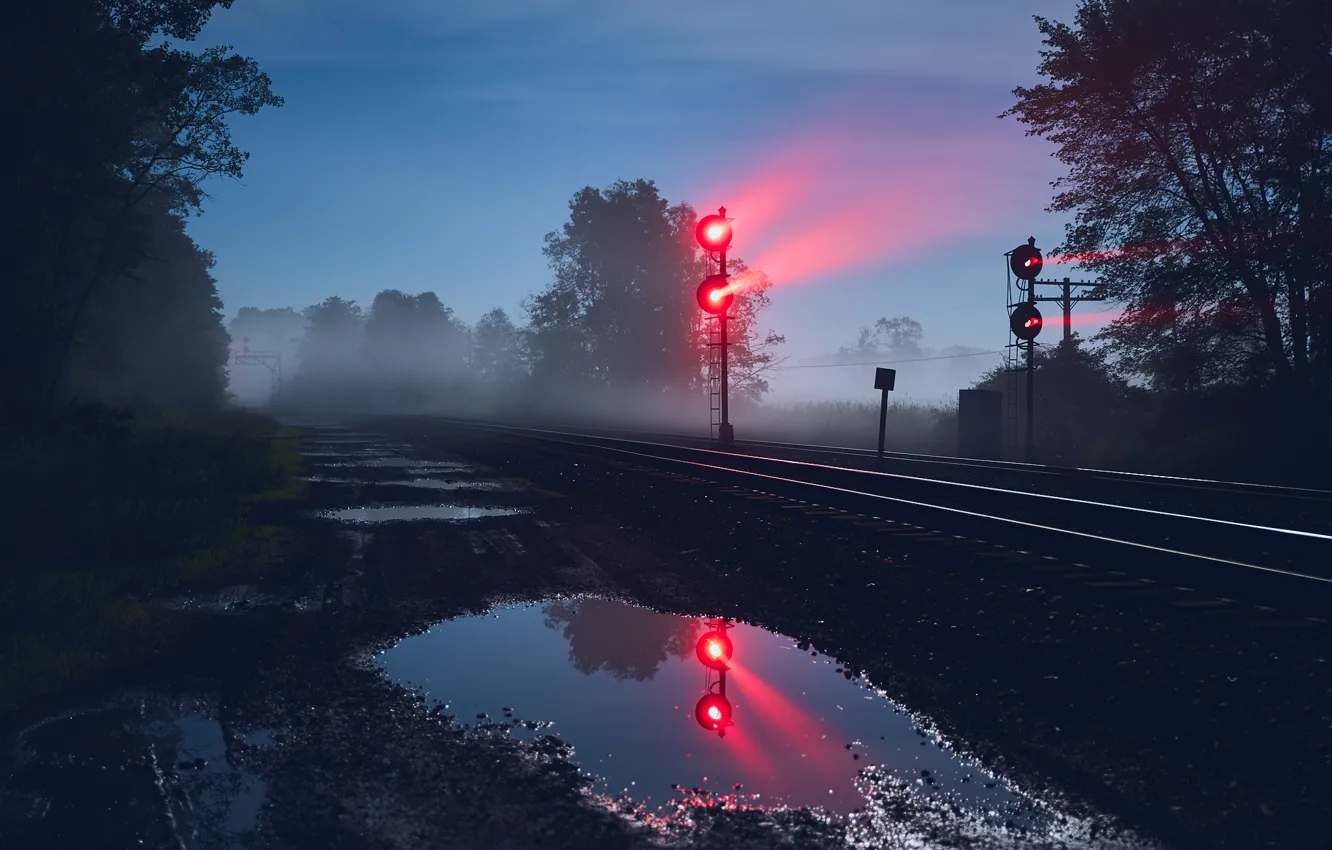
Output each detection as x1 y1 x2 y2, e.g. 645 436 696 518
717 423 735 448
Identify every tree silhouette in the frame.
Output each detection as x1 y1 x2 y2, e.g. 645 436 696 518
1003 0 1331 402
228 307 306 370
528 179 784 403
974 337 1132 466
297 297 364 379
542 599 701 682
838 316 926 362
3 1 282 427
67 202 231 411
470 308 525 390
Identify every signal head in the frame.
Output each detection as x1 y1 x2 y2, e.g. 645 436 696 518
697 275 734 315
1009 303 1044 341
696 213 733 253
696 630 734 670
1010 243 1044 281
694 692 733 734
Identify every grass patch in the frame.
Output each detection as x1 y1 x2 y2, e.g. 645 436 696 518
741 399 960 454
0 405 305 717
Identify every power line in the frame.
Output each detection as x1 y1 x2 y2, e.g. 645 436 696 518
775 350 1005 371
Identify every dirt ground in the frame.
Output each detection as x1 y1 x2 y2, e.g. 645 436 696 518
1 419 1325 850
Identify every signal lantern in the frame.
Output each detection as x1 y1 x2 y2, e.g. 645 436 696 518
696 212 733 253
1010 303 1044 341
1010 239 1043 282
696 275 733 315
696 631 733 670
695 692 733 733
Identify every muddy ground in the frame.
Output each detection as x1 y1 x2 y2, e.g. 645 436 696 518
0 419 1326 850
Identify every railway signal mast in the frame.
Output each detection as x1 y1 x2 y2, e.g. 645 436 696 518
697 208 735 447
1005 237 1108 462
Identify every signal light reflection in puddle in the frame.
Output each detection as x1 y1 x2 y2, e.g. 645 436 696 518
696 631 733 670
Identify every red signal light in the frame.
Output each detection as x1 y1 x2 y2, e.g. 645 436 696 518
695 692 733 733
1010 303 1044 341
1010 241 1044 282
696 275 734 315
696 631 733 670
696 212 732 253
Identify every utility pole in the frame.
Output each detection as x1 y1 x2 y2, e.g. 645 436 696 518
1034 276 1107 345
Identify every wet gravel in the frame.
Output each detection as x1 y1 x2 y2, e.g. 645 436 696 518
392 420 1330 850
2 419 1327 850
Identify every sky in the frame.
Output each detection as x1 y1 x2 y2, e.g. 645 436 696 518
193 0 1114 402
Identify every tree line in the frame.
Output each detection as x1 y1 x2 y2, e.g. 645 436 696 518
1000 0 1331 477
8 1 1327 481
236 179 786 418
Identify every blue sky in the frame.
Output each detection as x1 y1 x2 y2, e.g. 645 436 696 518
193 0 1105 399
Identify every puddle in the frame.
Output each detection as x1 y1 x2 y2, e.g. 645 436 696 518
320 504 522 524
377 598 1154 847
379 477 508 491
313 457 473 471
303 475 508 493
4 698 268 849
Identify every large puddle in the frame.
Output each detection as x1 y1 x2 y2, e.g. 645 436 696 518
376 598 1150 846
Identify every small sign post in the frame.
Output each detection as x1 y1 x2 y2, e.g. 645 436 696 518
874 367 896 467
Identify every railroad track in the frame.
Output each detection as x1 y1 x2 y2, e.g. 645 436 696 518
402 415 1332 533
407 416 1332 620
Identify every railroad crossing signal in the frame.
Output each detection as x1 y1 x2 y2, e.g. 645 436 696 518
1009 303 1044 341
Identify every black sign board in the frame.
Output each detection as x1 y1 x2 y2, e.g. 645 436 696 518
874 367 896 392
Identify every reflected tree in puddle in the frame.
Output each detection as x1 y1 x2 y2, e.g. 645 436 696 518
542 599 701 681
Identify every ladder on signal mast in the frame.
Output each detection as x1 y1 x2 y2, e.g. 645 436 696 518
705 315 723 438
1003 340 1024 462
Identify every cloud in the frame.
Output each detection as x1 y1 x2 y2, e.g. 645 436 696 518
202 0 1076 85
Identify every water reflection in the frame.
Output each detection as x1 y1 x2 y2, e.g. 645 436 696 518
4 699 267 849
693 618 735 737
377 599 1032 818
319 505 521 523
543 598 699 681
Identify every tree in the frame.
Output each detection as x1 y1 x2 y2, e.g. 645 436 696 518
1003 0 1332 401
699 264 787 401
529 179 784 404
533 179 698 394
973 337 1131 465
838 316 925 362
69 202 231 411
229 307 306 355
542 599 699 681
470 308 525 390
297 297 363 379
2 0 282 426
361 290 469 387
